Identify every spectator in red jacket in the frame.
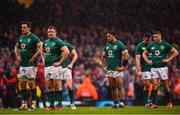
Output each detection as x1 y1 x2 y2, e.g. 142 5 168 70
3 68 18 108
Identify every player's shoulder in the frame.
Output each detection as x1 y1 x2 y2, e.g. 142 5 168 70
136 41 143 47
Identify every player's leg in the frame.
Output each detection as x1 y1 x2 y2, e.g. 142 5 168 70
46 79 55 110
19 80 28 110
64 68 76 109
28 79 37 110
66 78 76 109
159 67 173 108
162 80 173 108
115 76 125 108
108 77 119 108
55 79 63 110
27 66 37 110
44 66 55 110
18 67 28 110
150 68 160 108
142 72 151 107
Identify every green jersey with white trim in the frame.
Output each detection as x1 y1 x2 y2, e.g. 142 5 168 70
104 40 127 71
43 38 65 67
146 40 173 68
18 33 41 67
135 41 151 72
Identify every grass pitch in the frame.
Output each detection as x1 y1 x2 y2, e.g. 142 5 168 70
0 106 180 115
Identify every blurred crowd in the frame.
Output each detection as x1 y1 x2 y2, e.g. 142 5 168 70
0 0 180 108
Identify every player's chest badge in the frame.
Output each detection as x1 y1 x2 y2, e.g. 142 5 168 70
142 47 145 50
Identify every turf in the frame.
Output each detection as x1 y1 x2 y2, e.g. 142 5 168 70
0 106 180 115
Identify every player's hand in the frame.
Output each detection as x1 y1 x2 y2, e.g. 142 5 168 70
161 59 169 64
16 55 22 62
116 67 124 72
53 62 60 67
137 71 142 78
67 64 73 69
147 60 153 66
29 57 35 64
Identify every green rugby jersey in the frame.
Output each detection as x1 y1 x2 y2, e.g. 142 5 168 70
43 37 65 67
135 41 151 72
104 40 127 71
18 33 41 67
146 40 173 68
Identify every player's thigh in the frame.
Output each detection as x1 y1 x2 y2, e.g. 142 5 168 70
28 79 36 89
107 77 115 87
46 79 54 91
55 79 63 90
19 80 28 89
161 79 170 91
114 76 124 86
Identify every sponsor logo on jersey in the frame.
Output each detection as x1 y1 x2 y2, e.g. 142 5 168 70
21 43 26 49
46 47 50 53
142 47 146 50
155 50 160 56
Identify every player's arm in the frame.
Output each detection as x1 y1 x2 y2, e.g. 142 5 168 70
100 50 106 67
142 50 153 65
29 41 43 64
67 49 78 69
135 54 143 77
116 49 129 72
53 46 70 67
161 47 178 63
135 54 141 72
14 43 21 62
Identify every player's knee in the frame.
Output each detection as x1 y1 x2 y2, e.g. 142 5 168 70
67 84 72 90
110 86 116 91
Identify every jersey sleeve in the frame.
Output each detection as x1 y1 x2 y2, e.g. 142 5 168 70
33 34 41 44
66 43 74 52
57 39 65 49
165 41 173 52
118 41 127 52
135 43 141 55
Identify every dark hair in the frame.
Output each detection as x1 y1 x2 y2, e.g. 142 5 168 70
152 31 161 35
143 32 152 39
48 26 57 32
21 21 31 28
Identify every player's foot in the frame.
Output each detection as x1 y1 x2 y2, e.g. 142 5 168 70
150 104 158 109
112 104 119 109
145 102 152 108
54 106 62 110
19 103 28 110
119 102 125 108
166 102 173 109
70 103 76 109
44 107 54 110
28 101 36 111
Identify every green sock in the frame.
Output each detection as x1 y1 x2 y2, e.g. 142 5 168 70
143 90 149 105
55 90 62 107
165 91 172 103
21 90 28 101
68 90 74 104
48 91 55 107
31 89 36 101
151 90 158 104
